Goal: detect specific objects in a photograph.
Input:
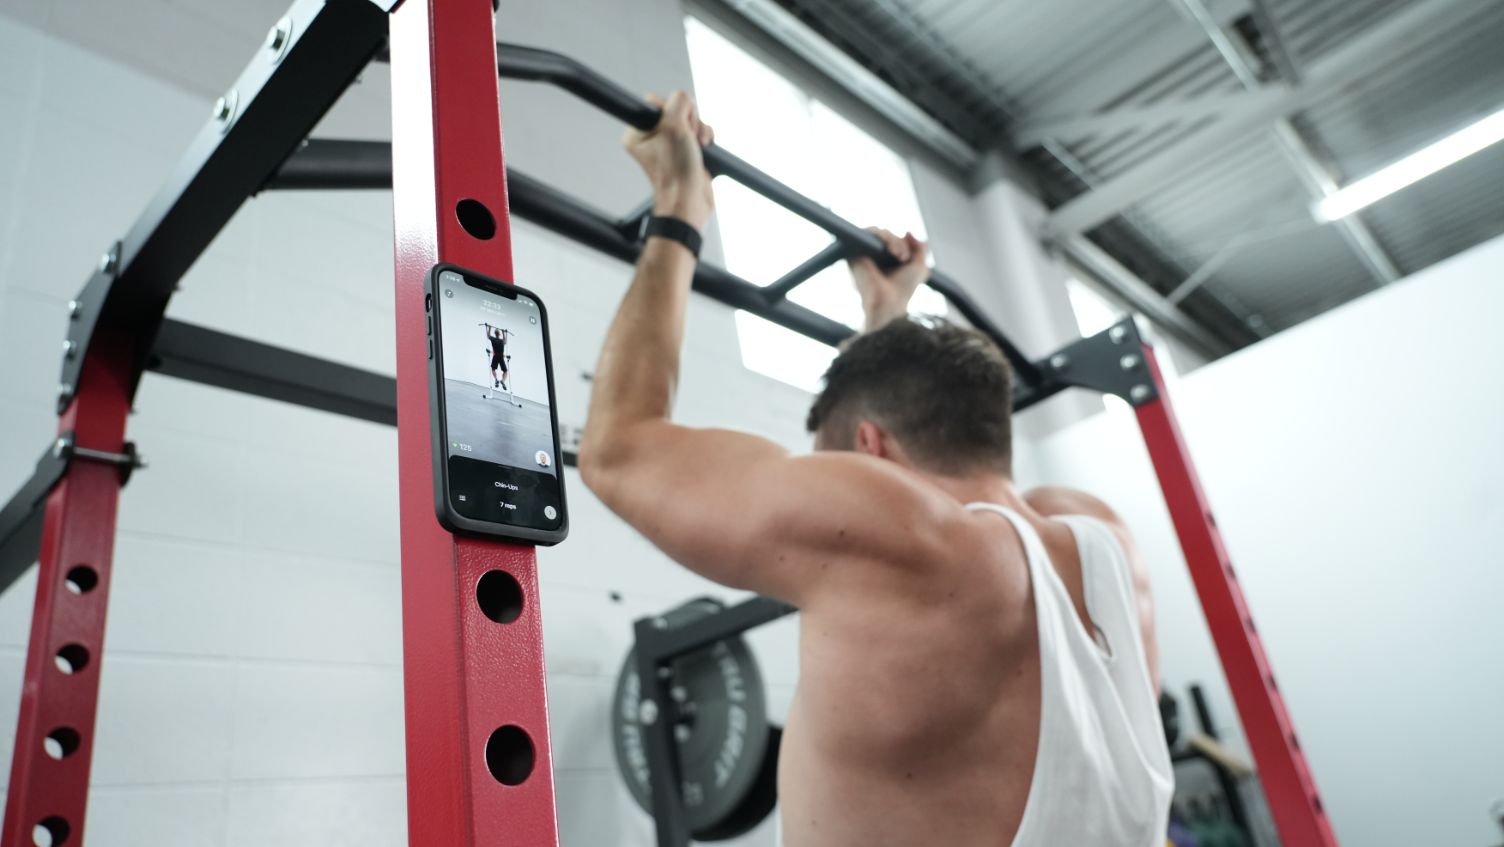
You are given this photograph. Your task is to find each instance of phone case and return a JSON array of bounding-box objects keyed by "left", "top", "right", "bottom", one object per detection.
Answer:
[{"left": 425, "top": 263, "right": 569, "bottom": 546}]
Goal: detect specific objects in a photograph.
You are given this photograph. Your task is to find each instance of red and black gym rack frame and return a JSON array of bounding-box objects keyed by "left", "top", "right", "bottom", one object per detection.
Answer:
[{"left": 0, "top": 1, "right": 1337, "bottom": 845}]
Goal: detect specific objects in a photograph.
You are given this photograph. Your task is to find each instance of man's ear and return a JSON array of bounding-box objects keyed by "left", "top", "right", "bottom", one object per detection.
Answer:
[{"left": 854, "top": 420, "right": 888, "bottom": 459}]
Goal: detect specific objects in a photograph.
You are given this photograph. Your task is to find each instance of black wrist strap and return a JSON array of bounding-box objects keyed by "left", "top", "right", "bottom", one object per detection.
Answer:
[{"left": 642, "top": 215, "right": 703, "bottom": 258}]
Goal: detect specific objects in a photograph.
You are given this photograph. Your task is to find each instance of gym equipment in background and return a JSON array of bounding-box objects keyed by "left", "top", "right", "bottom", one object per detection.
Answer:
[{"left": 611, "top": 598, "right": 781, "bottom": 840}]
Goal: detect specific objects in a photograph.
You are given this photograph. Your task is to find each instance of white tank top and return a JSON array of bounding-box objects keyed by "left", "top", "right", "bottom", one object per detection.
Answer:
[{"left": 965, "top": 503, "right": 1175, "bottom": 847}]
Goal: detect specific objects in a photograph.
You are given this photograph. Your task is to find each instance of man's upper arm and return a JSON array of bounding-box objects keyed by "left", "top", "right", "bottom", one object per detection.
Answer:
[
  {"left": 580, "top": 422, "right": 951, "bottom": 604},
  {"left": 1025, "top": 486, "right": 1160, "bottom": 691}
]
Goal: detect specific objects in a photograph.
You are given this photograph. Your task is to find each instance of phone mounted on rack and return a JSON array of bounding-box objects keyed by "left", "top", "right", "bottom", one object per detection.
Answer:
[{"left": 425, "top": 263, "right": 567, "bottom": 545}]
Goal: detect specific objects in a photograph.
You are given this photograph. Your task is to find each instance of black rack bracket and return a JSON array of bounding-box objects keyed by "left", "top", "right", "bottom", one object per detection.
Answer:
[
  {"left": 57, "top": 241, "right": 121, "bottom": 413},
  {"left": 0, "top": 446, "right": 70, "bottom": 593},
  {"left": 1036, "top": 318, "right": 1161, "bottom": 407},
  {"left": 52, "top": 433, "right": 146, "bottom": 487}
]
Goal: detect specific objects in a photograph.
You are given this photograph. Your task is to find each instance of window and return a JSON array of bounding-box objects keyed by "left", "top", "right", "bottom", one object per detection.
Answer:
[
  {"left": 684, "top": 17, "right": 946, "bottom": 392},
  {"left": 1065, "top": 277, "right": 1123, "bottom": 338}
]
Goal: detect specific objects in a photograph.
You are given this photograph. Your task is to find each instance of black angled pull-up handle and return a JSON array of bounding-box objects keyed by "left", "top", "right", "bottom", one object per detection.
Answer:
[
  {"left": 491, "top": 43, "right": 1042, "bottom": 387},
  {"left": 494, "top": 44, "right": 663, "bottom": 130}
]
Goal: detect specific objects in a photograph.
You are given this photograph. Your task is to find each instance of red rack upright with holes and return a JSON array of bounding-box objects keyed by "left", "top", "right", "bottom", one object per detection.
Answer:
[
  {"left": 388, "top": 1, "right": 560, "bottom": 845},
  {"left": 1135, "top": 347, "right": 1338, "bottom": 846},
  {"left": 0, "top": 333, "right": 133, "bottom": 847}
]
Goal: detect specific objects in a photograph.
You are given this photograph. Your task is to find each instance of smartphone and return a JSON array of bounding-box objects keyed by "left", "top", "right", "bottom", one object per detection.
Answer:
[{"left": 426, "top": 263, "right": 567, "bottom": 545}]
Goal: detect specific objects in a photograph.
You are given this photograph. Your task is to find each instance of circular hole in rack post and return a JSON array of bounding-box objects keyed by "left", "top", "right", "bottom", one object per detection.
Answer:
[
  {"left": 476, "top": 570, "right": 524, "bottom": 624},
  {"left": 64, "top": 565, "right": 98, "bottom": 595},
  {"left": 32, "top": 816, "right": 71, "bottom": 846},
  {"left": 54, "top": 644, "right": 89, "bottom": 675},
  {"left": 43, "top": 727, "right": 81, "bottom": 760},
  {"left": 485, "top": 725, "right": 535, "bottom": 786},
  {"left": 455, "top": 198, "right": 497, "bottom": 240}
]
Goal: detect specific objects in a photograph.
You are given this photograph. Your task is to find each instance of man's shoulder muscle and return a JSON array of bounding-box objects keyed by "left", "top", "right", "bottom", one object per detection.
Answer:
[{"left": 774, "top": 453, "right": 963, "bottom": 562}]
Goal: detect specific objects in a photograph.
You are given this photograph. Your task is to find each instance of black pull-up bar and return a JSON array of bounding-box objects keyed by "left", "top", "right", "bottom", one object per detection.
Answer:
[
  {"left": 370, "top": 43, "right": 1043, "bottom": 387},
  {"left": 491, "top": 44, "right": 1041, "bottom": 386}
]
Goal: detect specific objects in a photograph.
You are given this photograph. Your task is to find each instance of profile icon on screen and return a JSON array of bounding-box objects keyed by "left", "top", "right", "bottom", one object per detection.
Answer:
[{"left": 535, "top": 450, "right": 552, "bottom": 468}]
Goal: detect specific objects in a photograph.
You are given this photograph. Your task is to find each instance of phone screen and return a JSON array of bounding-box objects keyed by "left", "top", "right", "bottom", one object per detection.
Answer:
[{"left": 434, "top": 268, "right": 563, "bottom": 533}]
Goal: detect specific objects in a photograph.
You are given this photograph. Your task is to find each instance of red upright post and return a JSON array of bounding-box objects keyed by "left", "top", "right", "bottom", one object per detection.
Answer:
[
  {"left": 2, "top": 330, "right": 133, "bottom": 847},
  {"left": 1134, "top": 347, "right": 1338, "bottom": 846},
  {"left": 389, "top": 2, "right": 560, "bottom": 845}
]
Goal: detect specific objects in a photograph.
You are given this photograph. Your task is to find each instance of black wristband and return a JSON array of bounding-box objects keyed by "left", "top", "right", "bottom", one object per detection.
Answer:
[{"left": 642, "top": 215, "right": 703, "bottom": 258}]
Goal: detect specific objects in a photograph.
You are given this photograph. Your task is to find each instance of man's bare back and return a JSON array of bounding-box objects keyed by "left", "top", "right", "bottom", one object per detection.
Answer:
[{"left": 775, "top": 489, "right": 1155, "bottom": 847}]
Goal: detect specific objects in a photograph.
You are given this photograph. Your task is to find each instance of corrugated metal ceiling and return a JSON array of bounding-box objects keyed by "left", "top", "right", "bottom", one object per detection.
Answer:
[{"left": 772, "top": 0, "right": 1504, "bottom": 347}]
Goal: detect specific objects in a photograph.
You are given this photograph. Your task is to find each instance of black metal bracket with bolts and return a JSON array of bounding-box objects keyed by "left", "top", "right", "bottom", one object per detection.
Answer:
[
  {"left": 50, "top": 433, "right": 147, "bottom": 487},
  {"left": 56, "top": 241, "right": 122, "bottom": 414},
  {"left": 1034, "top": 317, "right": 1161, "bottom": 407}
]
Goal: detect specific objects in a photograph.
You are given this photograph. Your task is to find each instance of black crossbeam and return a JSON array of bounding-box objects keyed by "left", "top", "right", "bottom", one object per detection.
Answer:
[
  {"left": 267, "top": 141, "right": 855, "bottom": 347},
  {"left": 151, "top": 320, "right": 398, "bottom": 426},
  {"left": 0, "top": 319, "right": 584, "bottom": 596},
  {"left": 0, "top": 447, "right": 68, "bottom": 598},
  {"left": 637, "top": 595, "right": 796, "bottom": 661}
]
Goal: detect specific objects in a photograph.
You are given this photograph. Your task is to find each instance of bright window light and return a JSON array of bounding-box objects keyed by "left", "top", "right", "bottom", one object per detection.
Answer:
[
  {"left": 732, "top": 312, "right": 838, "bottom": 393},
  {"left": 685, "top": 16, "right": 945, "bottom": 392},
  {"left": 1313, "top": 105, "right": 1504, "bottom": 222},
  {"left": 1065, "top": 277, "right": 1123, "bottom": 338}
]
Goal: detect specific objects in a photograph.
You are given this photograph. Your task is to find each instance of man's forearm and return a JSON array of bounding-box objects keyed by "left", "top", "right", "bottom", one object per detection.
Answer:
[{"left": 583, "top": 238, "right": 697, "bottom": 454}]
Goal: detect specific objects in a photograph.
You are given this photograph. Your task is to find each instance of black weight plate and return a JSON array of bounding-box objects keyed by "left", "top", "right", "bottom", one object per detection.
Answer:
[
  {"left": 612, "top": 598, "right": 773, "bottom": 839},
  {"left": 696, "top": 725, "right": 781, "bottom": 841}
]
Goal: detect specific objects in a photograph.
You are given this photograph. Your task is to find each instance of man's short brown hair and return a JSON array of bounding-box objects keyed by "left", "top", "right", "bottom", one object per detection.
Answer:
[{"left": 806, "top": 317, "right": 1013, "bottom": 475}]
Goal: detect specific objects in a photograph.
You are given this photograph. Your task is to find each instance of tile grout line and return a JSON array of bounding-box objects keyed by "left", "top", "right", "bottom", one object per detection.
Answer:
[{"left": 218, "top": 543, "right": 247, "bottom": 847}]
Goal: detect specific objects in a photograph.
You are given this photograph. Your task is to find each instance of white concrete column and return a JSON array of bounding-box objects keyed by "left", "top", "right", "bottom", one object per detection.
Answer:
[{"left": 912, "top": 159, "right": 1102, "bottom": 439}]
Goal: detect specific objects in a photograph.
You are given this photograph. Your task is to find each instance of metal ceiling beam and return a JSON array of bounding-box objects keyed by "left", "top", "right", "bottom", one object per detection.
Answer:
[
  {"left": 1017, "top": 1, "right": 1236, "bottom": 125},
  {"left": 692, "top": 0, "right": 978, "bottom": 169},
  {"left": 1041, "top": 140, "right": 1256, "bottom": 350},
  {"left": 1045, "top": 0, "right": 1477, "bottom": 239},
  {"left": 1013, "top": 92, "right": 1255, "bottom": 148},
  {"left": 777, "top": 0, "right": 1010, "bottom": 142},
  {"left": 709, "top": 0, "right": 1242, "bottom": 353},
  {"left": 1055, "top": 234, "right": 1231, "bottom": 360},
  {"left": 1247, "top": 0, "right": 1302, "bottom": 85},
  {"left": 1269, "top": 122, "right": 1399, "bottom": 285},
  {"left": 1171, "top": 0, "right": 1400, "bottom": 287}
]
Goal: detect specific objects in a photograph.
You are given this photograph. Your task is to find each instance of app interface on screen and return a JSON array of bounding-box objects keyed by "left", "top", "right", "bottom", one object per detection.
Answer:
[{"left": 437, "top": 270, "right": 562, "bottom": 529}]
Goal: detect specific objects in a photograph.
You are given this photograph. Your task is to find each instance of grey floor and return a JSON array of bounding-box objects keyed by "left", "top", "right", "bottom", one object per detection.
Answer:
[{"left": 444, "top": 378, "right": 557, "bottom": 475}]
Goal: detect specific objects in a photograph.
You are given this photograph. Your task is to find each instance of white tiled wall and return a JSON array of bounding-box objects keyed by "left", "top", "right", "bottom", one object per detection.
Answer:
[{"left": 0, "top": 2, "right": 990, "bottom": 844}]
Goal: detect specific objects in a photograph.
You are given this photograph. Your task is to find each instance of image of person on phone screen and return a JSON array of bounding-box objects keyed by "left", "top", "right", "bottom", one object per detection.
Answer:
[
  {"left": 438, "top": 286, "right": 554, "bottom": 477},
  {"left": 483, "top": 323, "right": 513, "bottom": 391}
]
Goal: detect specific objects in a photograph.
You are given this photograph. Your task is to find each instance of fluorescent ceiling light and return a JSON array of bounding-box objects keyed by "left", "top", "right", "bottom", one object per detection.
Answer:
[{"left": 1313, "top": 105, "right": 1504, "bottom": 222}]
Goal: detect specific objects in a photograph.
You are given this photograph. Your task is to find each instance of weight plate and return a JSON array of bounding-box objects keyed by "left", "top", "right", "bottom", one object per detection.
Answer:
[
  {"left": 696, "top": 725, "right": 781, "bottom": 841},
  {"left": 612, "top": 597, "right": 774, "bottom": 840}
]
